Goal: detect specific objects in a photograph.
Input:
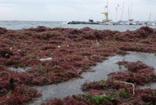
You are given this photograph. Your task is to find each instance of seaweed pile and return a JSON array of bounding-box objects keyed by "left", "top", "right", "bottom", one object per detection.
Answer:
[
  {"left": 0, "top": 26, "right": 156, "bottom": 104},
  {"left": 44, "top": 61, "right": 156, "bottom": 105}
]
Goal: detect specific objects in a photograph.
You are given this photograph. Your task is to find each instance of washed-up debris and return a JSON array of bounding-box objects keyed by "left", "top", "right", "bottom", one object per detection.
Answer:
[
  {"left": 39, "top": 57, "right": 52, "bottom": 62},
  {"left": 8, "top": 67, "right": 31, "bottom": 72}
]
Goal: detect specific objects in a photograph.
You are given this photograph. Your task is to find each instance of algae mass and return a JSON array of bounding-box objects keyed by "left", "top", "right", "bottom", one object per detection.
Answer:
[{"left": 0, "top": 26, "right": 156, "bottom": 105}]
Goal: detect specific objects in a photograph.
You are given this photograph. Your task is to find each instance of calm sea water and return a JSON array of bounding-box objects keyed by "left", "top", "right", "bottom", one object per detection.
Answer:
[{"left": 0, "top": 21, "right": 156, "bottom": 32}]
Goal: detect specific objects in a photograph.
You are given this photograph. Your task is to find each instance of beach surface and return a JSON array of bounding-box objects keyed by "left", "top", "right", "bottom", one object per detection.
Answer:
[{"left": 0, "top": 26, "right": 156, "bottom": 105}]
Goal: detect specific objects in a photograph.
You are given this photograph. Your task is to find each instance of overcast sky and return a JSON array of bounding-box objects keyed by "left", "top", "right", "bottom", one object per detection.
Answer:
[{"left": 0, "top": 0, "right": 155, "bottom": 21}]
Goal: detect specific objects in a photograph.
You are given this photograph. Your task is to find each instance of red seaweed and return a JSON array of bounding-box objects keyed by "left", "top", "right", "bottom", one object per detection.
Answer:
[
  {"left": 0, "top": 26, "right": 156, "bottom": 104},
  {"left": 44, "top": 61, "right": 156, "bottom": 105}
]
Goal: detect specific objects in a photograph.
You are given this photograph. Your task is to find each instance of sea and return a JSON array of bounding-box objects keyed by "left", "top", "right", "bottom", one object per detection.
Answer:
[{"left": 0, "top": 21, "right": 156, "bottom": 32}]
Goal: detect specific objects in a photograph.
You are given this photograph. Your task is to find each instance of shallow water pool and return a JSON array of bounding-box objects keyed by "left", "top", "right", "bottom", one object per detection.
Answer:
[{"left": 28, "top": 51, "right": 156, "bottom": 105}]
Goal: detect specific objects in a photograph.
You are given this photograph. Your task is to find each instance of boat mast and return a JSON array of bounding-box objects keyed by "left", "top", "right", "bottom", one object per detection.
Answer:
[
  {"left": 148, "top": 12, "right": 151, "bottom": 21},
  {"left": 120, "top": 2, "right": 125, "bottom": 21},
  {"left": 128, "top": 6, "right": 130, "bottom": 20},
  {"left": 154, "top": 15, "right": 156, "bottom": 21}
]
